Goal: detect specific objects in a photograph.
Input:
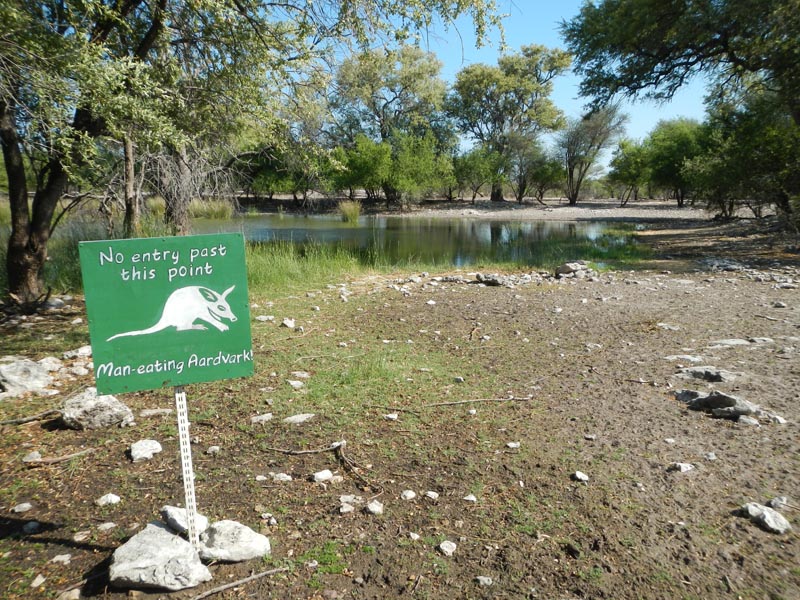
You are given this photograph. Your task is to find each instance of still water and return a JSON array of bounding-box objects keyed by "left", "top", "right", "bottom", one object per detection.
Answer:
[{"left": 193, "top": 213, "right": 610, "bottom": 266}]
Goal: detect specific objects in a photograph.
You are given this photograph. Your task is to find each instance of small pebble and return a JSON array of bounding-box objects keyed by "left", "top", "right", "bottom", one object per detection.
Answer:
[
  {"left": 206, "top": 446, "right": 221, "bottom": 455},
  {"left": 95, "top": 493, "right": 121, "bottom": 506},
  {"left": 366, "top": 500, "right": 384, "bottom": 515},
  {"left": 401, "top": 490, "right": 417, "bottom": 501},
  {"left": 506, "top": 442, "right": 520, "bottom": 449},
  {"left": 12, "top": 503, "right": 33, "bottom": 513},
  {"left": 463, "top": 494, "right": 477, "bottom": 502},
  {"left": 438, "top": 540, "right": 457, "bottom": 556},
  {"left": 475, "top": 576, "right": 493, "bottom": 586},
  {"left": 572, "top": 471, "right": 589, "bottom": 483},
  {"left": 424, "top": 491, "right": 440, "bottom": 500},
  {"left": 313, "top": 469, "right": 334, "bottom": 483}
]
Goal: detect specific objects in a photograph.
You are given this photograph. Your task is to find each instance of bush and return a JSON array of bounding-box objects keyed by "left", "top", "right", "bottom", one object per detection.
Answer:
[{"left": 337, "top": 200, "right": 362, "bottom": 223}]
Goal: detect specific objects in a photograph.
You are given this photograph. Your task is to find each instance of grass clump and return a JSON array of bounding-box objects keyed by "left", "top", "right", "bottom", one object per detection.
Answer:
[{"left": 337, "top": 199, "right": 362, "bottom": 224}]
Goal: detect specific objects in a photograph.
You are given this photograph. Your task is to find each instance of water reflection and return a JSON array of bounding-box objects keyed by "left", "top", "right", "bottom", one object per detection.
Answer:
[{"left": 193, "top": 214, "right": 610, "bottom": 266}]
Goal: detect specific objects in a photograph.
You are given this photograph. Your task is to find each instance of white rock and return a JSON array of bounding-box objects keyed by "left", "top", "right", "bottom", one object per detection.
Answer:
[
  {"left": 51, "top": 554, "right": 72, "bottom": 565},
  {"left": 255, "top": 475, "right": 268, "bottom": 482},
  {"left": 130, "top": 439, "right": 162, "bottom": 462},
  {"left": 271, "top": 472, "right": 293, "bottom": 482},
  {"left": 383, "top": 413, "right": 399, "bottom": 421},
  {"left": 739, "top": 502, "right": 792, "bottom": 534},
  {"left": 57, "top": 590, "right": 81, "bottom": 600},
  {"left": 668, "top": 463, "right": 695, "bottom": 473},
  {"left": 199, "top": 520, "right": 271, "bottom": 562},
  {"left": 96, "top": 493, "right": 121, "bottom": 506},
  {"left": 401, "top": 490, "right": 417, "bottom": 501},
  {"left": 255, "top": 315, "right": 274, "bottom": 322},
  {"left": 207, "top": 446, "right": 221, "bottom": 455},
  {"left": 463, "top": 494, "right": 477, "bottom": 502},
  {"left": 72, "top": 530, "right": 91, "bottom": 542},
  {"left": 424, "top": 491, "right": 440, "bottom": 500},
  {"left": 366, "top": 500, "right": 384, "bottom": 515},
  {"left": 161, "top": 505, "right": 210, "bottom": 535},
  {"left": 768, "top": 496, "right": 788, "bottom": 510},
  {"left": 22, "top": 451, "right": 42, "bottom": 463},
  {"left": 290, "top": 371, "right": 311, "bottom": 379},
  {"left": 0, "top": 356, "right": 54, "bottom": 398},
  {"left": 12, "top": 502, "right": 33, "bottom": 513},
  {"left": 61, "top": 387, "right": 134, "bottom": 430},
  {"left": 313, "top": 469, "right": 334, "bottom": 483},
  {"left": 475, "top": 576, "right": 493, "bottom": 586},
  {"left": 426, "top": 300, "right": 436, "bottom": 305},
  {"left": 140, "top": 408, "right": 173, "bottom": 418},
  {"left": 506, "top": 442, "right": 521, "bottom": 449},
  {"left": 340, "top": 503, "right": 355, "bottom": 514},
  {"left": 30, "top": 574, "right": 46, "bottom": 588},
  {"left": 283, "top": 413, "right": 315, "bottom": 424},
  {"left": 109, "top": 523, "right": 211, "bottom": 591},
  {"left": 63, "top": 345, "right": 92, "bottom": 359},
  {"left": 438, "top": 540, "right": 457, "bottom": 557},
  {"left": 467, "top": 409, "right": 477, "bottom": 415},
  {"left": 97, "top": 522, "right": 117, "bottom": 532},
  {"left": 572, "top": 471, "right": 590, "bottom": 482},
  {"left": 250, "top": 413, "right": 273, "bottom": 424},
  {"left": 738, "top": 415, "right": 760, "bottom": 426},
  {"left": 656, "top": 322, "right": 680, "bottom": 331},
  {"left": 281, "top": 318, "right": 296, "bottom": 328},
  {"left": 339, "top": 495, "right": 363, "bottom": 505},
  {"left": 287, "top": 380, "right": 305, "bottom": 390},
  {"left": 409, "top": 532, "right": 420, "bottom": 541}
]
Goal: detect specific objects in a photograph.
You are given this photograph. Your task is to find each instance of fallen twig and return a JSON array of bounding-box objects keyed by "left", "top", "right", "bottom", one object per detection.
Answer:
[
  {"left": 26, "top": 448, "right": 95, "bottom": 467},
  {"left": 423, "top": 395, "right": 533, "bottom": 408},
  {"left": 264, "top": 441, "right": 377, "bottom": 492},
  {"left": 264, "top": 440, "right": 347, "bottom": 456},
  {"left": 623, "top": 378, "right": 659, "bottom": 386},
  {"left": 366, "top": 405, "right": 420, "bottom": 415},
  {"left": 0, "top": 409, "right": 61, "bottom": 426},
  {"left": 191, "top": 567, "right": 290, "bottom": 600},
  {"left": 754, "top": 314, "right": 779, "bottom": 322}
]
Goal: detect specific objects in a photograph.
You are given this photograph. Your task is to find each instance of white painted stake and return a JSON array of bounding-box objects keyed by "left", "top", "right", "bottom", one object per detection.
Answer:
[{"left": 174, "top": 386, "right": 199, "bottom": 546}]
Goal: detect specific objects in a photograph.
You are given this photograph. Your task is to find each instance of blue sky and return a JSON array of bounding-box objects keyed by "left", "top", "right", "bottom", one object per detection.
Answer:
[{"left": 423, "top": 0, "right": 709, "bottom": 143}]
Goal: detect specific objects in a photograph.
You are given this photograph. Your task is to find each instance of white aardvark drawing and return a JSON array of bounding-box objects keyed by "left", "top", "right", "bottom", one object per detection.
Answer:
[{"left": 107, "top": 285, "right": 238, "bottom": 341}]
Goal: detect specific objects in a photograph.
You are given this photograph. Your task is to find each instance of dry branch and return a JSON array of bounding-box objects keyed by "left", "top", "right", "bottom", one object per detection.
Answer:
[
  {"left": 25, "top": 448, "right": 95, "bottom": 467},
  {"left": 423, "top": 395, "right": 533, "bottom": 408},
  {"left": 191, "top": 567, "right": 290, "bottom": 600},
  {"left": 0, "top": 409, "right": 61, "bottom": 426}
]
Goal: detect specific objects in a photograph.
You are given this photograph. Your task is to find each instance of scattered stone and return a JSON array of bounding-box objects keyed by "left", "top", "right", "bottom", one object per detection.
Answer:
[
  {"left": 0, "top": 356, "right": 55, "bottom": 398},
  {"left": 424, "top": 491, "right": 440, "bottom": 500},
  {"left": 475, "top": 576, "right": 493, "bottom": 586},
  {"left": 772, "top": 301, "right": 787, "bottom": 308},
  {"left": 409, "top": 532, "right": 421, "bottom": 541},
  {"left": 365, "top": 500, "right": 384, "bottom": 516},
  {"left": 130, "top": 439, "right": 162, "bottom": 462},
  {"left": 738, "top": 415, "right": 761, "bottom": 426},
  {"left": 438, "top": 540, "right": 457, "bottom": 557},
  {"left": 675, "top": 390, "right": 760, "bottom": 419},
  {"left": 583, "top": 434, "right": 597, "bottom": 441},
  {"left": 250, "top": 413, "right": 273, "bottom": 424},
  {"left": 664, "top": 438, "right": 676, "bottom": 444},
  {"left": 280, "top": 318, "right": 296, "bottom": 328},
  {"left": 140, "top": 408, "right": 173, "bottom": 418},
  {"left": 703, "top": 452, "right": 717, "bottom": 461},
  {"left": 454, "top": 376, "right": 465, "bottom": 383},
  {"left": 255, "top": 475, "right": 268, "bottom": 482},
  {"left": 668, "top": 463, "right": 695, "bottom": 473},
  {"left": 759, "top": 410, "right": 788, "bottom": 424},
  {"left": 463, "top": 494, "right": 477, "bottom": 502},
  {"left": 12, "top": 502, "right": 32, "bottom": 513},
  {"left": 467, "top": 409, "right": 477, "bottom": 416},
  {"left": 572, "top": 471, "right": 590, "bottom": 483},
  {"left": 270, "top": 472, "right": 293, "bottom": 482},
  {"left": 656, "top": 322, "right": 680, "bottom": 331},
  {"left": 61, "top": 387, "right": 134, "bottom": 430},
  {"left": 401, "top": 490, "right": 417, "bottom": 501},
  {"left": 51, "top": 554, "right": 72, "bottom": 565},
  {"left": 768, "top": 496, "right": 789, "bottom": 510},
  {"left": 109, "top": 523, "right": 211, "bottom": 591},
  {"left": 97, "top": 522, "right": 117, "bottom": 532},
  {"left": 38, "top": 356, "right": 63, "bottom": 372},
  {"left": 30, "top": 574, "right": 46, "bottom": 588},
  {"left": 255, "top": 315, "right": 275, "bottom": 322},
  {"left": 383, "top": 413, "right": 399, "bottom": 421},
  {"left": 22, "top": 450, "right": 42, "bottom": 462},
  {"left": 665, "top": 354, "right": 704, "bottom": 363},
  {"left": 72, "top": 530, "right": 91, "bottom": 542},
  {"left": 23, "top": 521, "right": 40, "bottom": 534},
  {"left": 283, "top": 413, "right": 315, "bottom": 424},
  {"left": 677, "top": 366, "right": 739, "bottom": 383},
  {"left": 426, "top": 300, "right": 436, "bottom": 305},
  {"left": 339, "top": 503, "right": 355, "bottom": 514},
  {"left": 161, "top": 505, "right": 210, "bottom": 535},
  {"left": 206, "top": 446, "right": 221, "bottom": 455},
  {"left": 96, "top": 493, "right": 121, "bottom": 506},
  {"left": 738, "top": 503, "right": 792, "bottom": 534},
  {"left": 506, "top": 442, "right": 521, "bottom": 449},
  {"left": 287, "top": 380, "right": 305, "bottom": 390},
  {"left": 707, "top": 338, "right": 751, "bottom": 348},
  {"left": 199, "top": 520, "right": 271, "bottom": 562},
  {"left": 313, "top": 469, "right": 334, "bottom": 483},
  {"left": 63, "top": 345, "right": 92, "bottom": 359}
]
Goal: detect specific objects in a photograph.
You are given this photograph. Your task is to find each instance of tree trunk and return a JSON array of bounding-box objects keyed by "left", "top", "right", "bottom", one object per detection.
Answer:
[
  {"left": 490, "top": 181, "right": 504, "bottom": 202},
  {"left": 122, "top": 134, "right": 141, "bottom": 238}
]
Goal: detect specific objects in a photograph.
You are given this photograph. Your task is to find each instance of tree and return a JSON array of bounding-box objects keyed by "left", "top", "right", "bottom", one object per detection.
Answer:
[
  {"left": 684, "top": 92, "right": 800, "bottom": 218},
  {"left": 1, "top": 1, "right": 501, "bottom": 306},
  {"left": 562, "top": 0, "right": 800, "bottom": 126},
  {"left": 447, "top": 45, "right": 570, "bottom": 201},
  {"left": 505, "top": 134, "right": 561, "bottom": 204},
  {"left": 644, "top": 119, "right": 703, "bottom": 206},
  {"left": 452, "top": 146, "right": 501, "bottom": 203},
  {"left": 557, "top": 105, "right": 627, "bottom": 205},
  {"left": 608, "top": 139, "right": 649, "bottom": 206}
]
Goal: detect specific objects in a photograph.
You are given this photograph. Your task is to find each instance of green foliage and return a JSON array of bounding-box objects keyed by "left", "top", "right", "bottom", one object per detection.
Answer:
[
  {"left": 453, "top": 145, "right": 502, "bottom": 201},
  {"left": 335, "top": 135, "right": 392, "bottom": 199},
  {"left": 562, "top": 0, "right": 800, "bottom": 126},
  {"left": 386, "top": 131, "right": 453, "bottom": 205},
  {"left": 608, "top": 139, "right": 650, "bottom": 204},
  {"left": 506, "top": 133, "right": 564, "bottom": 203},
  {"left": 644, "top": 118, "right": 703, "bottom": 206}
]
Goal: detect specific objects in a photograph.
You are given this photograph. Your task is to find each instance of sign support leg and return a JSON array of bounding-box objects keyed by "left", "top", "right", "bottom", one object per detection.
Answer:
[{"left": 174, "top": 386, "right": 199, "bottom": 546}]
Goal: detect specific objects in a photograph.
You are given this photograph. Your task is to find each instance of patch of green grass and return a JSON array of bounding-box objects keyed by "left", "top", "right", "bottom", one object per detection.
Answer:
[
  {"left": 337, "top": 200, "right": 362, "bottom": 223},
  {"left": 189, "top": 198, "right": 235, "bottom": 219},
  {"left": 578, "top": 566, "right": 605, "bottom": 582}
]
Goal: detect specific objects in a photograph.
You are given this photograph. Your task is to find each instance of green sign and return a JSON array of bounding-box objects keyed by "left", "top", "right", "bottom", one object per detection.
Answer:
[{"left": 79, "top": 233, "right": 253, "bottom": 394}]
